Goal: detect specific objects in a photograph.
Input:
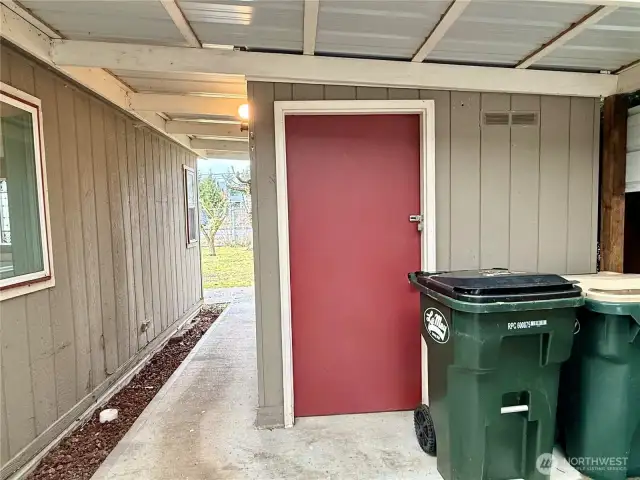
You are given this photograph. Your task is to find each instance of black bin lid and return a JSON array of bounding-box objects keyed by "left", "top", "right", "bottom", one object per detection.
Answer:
[{"left": 416, "top": 269, "right": 582, "bottom": 303}]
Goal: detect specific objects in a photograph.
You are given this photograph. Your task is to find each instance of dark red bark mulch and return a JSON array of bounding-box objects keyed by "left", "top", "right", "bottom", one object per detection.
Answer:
[{"left": 28, "top": 304, "right": 227, "bottom": 480}]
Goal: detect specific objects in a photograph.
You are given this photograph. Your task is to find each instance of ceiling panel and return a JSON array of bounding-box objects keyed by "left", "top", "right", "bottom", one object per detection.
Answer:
[
  {"left": 427, "top": 1, "right": 594, "bottom": 66},
  {"left": 315, "top": 0, "right": 450, "bottom": 59},
  {"left": 534, "top": 7, "right": 640, "bottom": 72},
  {"left": 167, "top": 113, "right": 240, "bottom": 123},
  {"left": 111, "top": 70, "right": 247, "bottom": 96},
  {"left": 180, "top": 0, "right": 303, "bottom": 51},
  {"left": 20, "top": 0, "right": 187, "bottom": 46}
]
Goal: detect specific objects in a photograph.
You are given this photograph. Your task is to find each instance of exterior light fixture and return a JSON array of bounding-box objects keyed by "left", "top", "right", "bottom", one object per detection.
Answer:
[{"left": 238, "top": 103, "right": 250, "bottom": 120}]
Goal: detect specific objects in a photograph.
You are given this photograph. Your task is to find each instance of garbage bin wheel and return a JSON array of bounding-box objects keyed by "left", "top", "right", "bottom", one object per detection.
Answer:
[{"left": 414, "top": 404, "right": 437, "bottom": 456}]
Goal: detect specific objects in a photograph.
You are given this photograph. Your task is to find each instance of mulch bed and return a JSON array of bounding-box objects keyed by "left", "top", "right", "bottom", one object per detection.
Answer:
[{"left": 28, "top": 304, "right": 227, "bottom": 480}]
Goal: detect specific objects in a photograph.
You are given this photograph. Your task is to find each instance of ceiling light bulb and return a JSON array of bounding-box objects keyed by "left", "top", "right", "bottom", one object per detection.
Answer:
[{"left": 238, "top": 103, "right": 250, "bottom": 120}]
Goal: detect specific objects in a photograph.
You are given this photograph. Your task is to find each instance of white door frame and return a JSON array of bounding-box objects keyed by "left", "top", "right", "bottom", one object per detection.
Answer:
[{"left": 273, "top": 100, "right": 437, "bottom": 428}]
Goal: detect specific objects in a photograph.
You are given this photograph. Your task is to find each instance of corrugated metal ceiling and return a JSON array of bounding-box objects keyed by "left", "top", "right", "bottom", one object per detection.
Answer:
[
  {"left": 315, "top": 0, "right": 450, "bottom": 59},
  {"left": 427, "top": 1, "right": 594, "bottom": 66},
  {"left": 20, "top": 0, "right": 187, "bottom": 46},
  {"left": 179, "top": 0, "right": 304, "bottom": 51},
  {"left": 15, "top": 0, "right": 640, "bottom": 74},
  {"left": 535, "top": 7, "right": 640, "bottom": 71}
]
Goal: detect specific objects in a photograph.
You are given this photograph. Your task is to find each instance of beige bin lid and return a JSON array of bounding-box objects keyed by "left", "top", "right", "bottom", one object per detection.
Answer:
[{"left": 563, "top": 272, "right": 640, "bottom": 303}]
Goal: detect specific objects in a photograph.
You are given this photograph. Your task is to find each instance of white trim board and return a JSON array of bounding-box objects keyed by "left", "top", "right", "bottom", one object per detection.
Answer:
[
  {"left": 618, "top": 62, "right": 640, "bottom": 94},
  {"left": 273, "top": 100, "right": 437, "bottom": 428},
  {"left": 51, "top": 40, "right": 618, "bottom": 98},
  {"left": 412, "top": 0, "right": 472, "bottom": 63},
  {"left": 0, "top": 82, "right": 55, "bottom": 301}
]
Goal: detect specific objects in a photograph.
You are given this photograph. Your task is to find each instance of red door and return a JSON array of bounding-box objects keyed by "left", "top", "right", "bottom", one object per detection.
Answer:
[{"left": 287, "top": 114, "right": 422, "bottom": 417}]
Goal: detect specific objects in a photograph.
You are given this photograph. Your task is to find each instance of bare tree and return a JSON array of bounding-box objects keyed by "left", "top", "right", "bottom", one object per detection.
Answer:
[
  {"left": 198, "top": 174, "right": 228, "bottom": 256},
  {"left": 224, "top": 167, "right": 252, "bottom": 247}
]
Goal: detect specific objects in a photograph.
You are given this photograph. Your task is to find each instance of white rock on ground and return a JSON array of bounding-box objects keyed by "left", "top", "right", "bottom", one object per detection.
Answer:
[{"left": 99, "top": 409, "right": 118, "bottom": 424}]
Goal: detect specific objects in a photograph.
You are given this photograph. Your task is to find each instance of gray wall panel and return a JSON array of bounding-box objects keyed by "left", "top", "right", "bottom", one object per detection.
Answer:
[
  {"left": 0, "top": 44, "right": 202, "bottom": 471},
  {"left": 25, "top": 291, "right": 57, "bottom": 435},
  {"left": 567, "top": 97, "right": 597, "bottom": 274},
  {"left": 252, "top": 82, "right": 284, "bottom": 413},
  {"left": 509, "top": 95, "right": 541, "bottom": 272},
  {"left": 538, "top": 96, "right": 570, "bottom": 274},
  {"left": 324, "top": 85, "right": 356, "bottom": 100},
  {"left": 90, "top": 100, "right": 118, "bottom": 376},
  {"left": 249, "top": 82, "right": 600, "bottom": 428},
  {"left": 76, "top": 92, "right": 106, "bottom": 389},
  {"left": 480, "top": 93, "right": 511, "bottom": 269},
  {"left": 450, "top": 91, "right": 481, "bottom": 270}
]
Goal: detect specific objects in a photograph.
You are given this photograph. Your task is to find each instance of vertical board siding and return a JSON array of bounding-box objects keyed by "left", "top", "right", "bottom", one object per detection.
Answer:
[
  {"left": 177, "top": 149, "right": 187, "bottom": 314},
  {"left": 323, "top": 85, "right": 356, "bottom": 100},
  {"left": 6, "top": 50, "right": 58, "bottom": 438},
  {"left": 509, "top": 95, "right": 541, "bottom": 272},
  {"left": 121, "top": 119, "right": 141, "bottom": 357},
  {"left": 136, "top": 129, "right": 154, "bottom": 342},
  {"left": 104, "top": 111, "right": 130, "bottom": 367},
  {"left": 355, "top": 87, "right": 388, "bottom": 100},
  {"left": 75, "top": 92, "right": 106, "bottom": 389},
  {"left": 89, "top": 100, "right": 118, "bottom": 376},
  {"left": 480, "top": 93, "right": 511, "bottom": 269},
  {"left": 25, "top": 292, "right": 57, "bottom": 435},
  {"left": 170, "top": 145, "right": 183, "bottom": 317},
  {"left": 56, "top": 80, "right": 93, "bottom": 400},
  {"left": 450, "top": 91, "right": 481, "bottom": 269},
  {"left": 538, "top": 96, "right": 571, "bottom": 274},
  {"left": 1, "top": 389, "right": 9, "bottom": 465},
  {"left": 248, "top": 82, "right": 600, "bottom": 427},
  {"left": 1, "top": 45, "right": 201, "bottom": 468},
  {"left": 248, "top": 83, "right": 264, "bottom": 407},
  {"left": 34, "top": 70, "right": 77, "bottom": 418},
  {"left": 1, "top": 297, "right": 36, "bottom": 455},
  {"left": 164, "top": 142, "right": 177, "bottom": 327},
  {"left": 567, "top": 97, "right": 597, "bottom": 274},
  {"left": 253, "top": 82, "right": 283, "bottom": 409},
  {"left": 127, "top": 121, "right": 147, "bottom": 347},
  {"left": 155, "top": 138, "right": 168, "bottom": 331},
  {"left": 144, "top": 132, "right": 162, "bottom": 339}
]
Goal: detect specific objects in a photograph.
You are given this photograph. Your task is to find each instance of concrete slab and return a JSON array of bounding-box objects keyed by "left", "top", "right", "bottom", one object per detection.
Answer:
[
  {"left": 92, "top": 289, "right": 583, "bottom": 480},
  {"left": 204, "top": 286, "right": 253, "bottom": 305}
]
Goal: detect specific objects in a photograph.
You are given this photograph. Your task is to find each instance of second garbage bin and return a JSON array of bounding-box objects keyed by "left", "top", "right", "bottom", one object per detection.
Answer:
[
  {"left": 409, "top": 269, "right": 583, "bottom": 480},
  {"left": 557, "top": 273, "right": 640, "bottom": 480}
]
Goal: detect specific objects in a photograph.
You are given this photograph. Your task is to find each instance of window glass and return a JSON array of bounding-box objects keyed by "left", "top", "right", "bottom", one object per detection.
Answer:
[
  {"left": 185, "top": 166, "right": 198, "bottom": 244},
  {"left": 0, "top": 98, "right": 45, "bottom": 281}
]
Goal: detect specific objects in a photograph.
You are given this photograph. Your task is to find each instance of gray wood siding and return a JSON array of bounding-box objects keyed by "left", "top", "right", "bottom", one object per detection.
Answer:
[
  {"left": 248, "top": 82, "right": 600, "bottom": 426},
  {"left": 0, "top": 44, "right": 202, "bottom": 467}
]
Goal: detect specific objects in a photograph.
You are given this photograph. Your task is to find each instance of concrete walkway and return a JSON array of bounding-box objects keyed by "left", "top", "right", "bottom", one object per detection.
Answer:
[
  {"left": 203, "top": 286, "right": 253, "bottom": 305},
  {"left": 93, "top": 289, "right": 581, "bottom": 480}
]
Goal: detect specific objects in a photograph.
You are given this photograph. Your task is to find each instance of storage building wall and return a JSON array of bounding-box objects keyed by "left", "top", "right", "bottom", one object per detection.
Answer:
[
  {"left": 248, "top": 82, "right": 600, "bottom": 427},
  {"left": 0, "top": 43, "right": 203, "bottom": 476}
]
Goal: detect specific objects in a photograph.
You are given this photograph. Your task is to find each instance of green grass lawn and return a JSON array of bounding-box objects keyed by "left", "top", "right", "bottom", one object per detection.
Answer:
[{"left": 201, "top": 246, "right": 254, "bottom": 289}]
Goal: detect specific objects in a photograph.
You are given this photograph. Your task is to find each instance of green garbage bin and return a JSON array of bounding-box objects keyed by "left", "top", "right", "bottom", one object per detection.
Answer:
[
  {"left": 558, "top": 273, "right": 640, "bottom": 480},
  {"left": 409, "top": 269, "right": 583, "bottom": 480}
]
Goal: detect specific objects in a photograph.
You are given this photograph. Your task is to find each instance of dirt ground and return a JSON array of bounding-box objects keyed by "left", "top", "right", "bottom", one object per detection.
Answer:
[{"left": 27, "top": 304, "right": 226, "bottom": 480}]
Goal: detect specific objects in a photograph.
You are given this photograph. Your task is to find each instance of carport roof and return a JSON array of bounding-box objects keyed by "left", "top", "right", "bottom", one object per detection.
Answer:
[{"left": 16, "top": 0, "right": 640, "bottom": 72}]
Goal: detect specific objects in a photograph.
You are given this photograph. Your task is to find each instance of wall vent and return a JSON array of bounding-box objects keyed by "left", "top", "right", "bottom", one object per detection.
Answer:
[
  {"left": 511, "top": 112, "right": 539, "bottom": 126},
  {"left": 483, "top": 112, "right": 510, "bottom": 126}
]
